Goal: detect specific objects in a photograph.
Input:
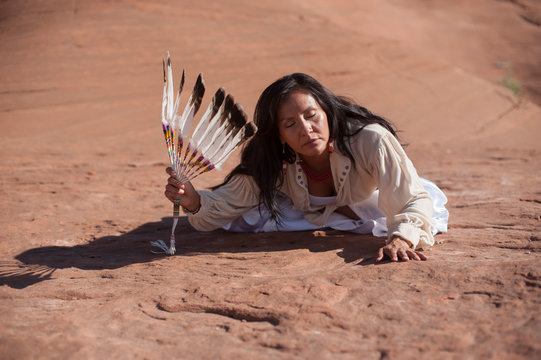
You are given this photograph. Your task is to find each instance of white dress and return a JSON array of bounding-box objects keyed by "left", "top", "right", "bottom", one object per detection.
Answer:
[{"left": 223, "top": 178, "right": 448, "bottom": 237}]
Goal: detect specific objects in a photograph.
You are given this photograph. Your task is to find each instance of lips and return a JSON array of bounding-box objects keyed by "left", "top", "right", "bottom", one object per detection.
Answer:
[{"left": 303, "top": 138, "right": 319, "bottom": 147}]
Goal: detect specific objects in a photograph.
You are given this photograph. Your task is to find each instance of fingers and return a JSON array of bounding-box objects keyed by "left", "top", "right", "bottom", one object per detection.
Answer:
[
  {"left": 165, "top": 183, "right": 184, "bottom": 194},
  {"left": 376, "top": 248, "right": 384, "bottom": 262},
  {"left": 166, "top": 175, "right": 184, "bottom": 198},
  {"left": 165, "top": 167, "right": 180, "bottom": 203},
  {"left": 165, "top": 167, "right": 175, "bottom": 176},
  {"left": 385, "top": 247, "right": 398, "bottom": 262},
  {"left": 407, "top": 249, "right": 421, "bottom": 261},
  {"left": 397, "top": 248, "right": 409, "bottom": 262},
  {"left": 404, "top": 250, "right": 428, "bottom": 261},
  {"left": 167, "top": 176, "right": 181, "bottom": 187},
  {"left": 376, "top": 246, "right": 399, "bottom": 262},
  {"left": 376, "top": 243, "right": 428, "bottom": 263},
  {"left": 164, "top": 184, "right": 185, "bottom": 202}
]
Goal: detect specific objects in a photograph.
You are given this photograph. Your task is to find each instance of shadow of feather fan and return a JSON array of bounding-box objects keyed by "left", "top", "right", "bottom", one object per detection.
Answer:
[{"left": 151, "top": 53, "right": 257, "bottom": 255}]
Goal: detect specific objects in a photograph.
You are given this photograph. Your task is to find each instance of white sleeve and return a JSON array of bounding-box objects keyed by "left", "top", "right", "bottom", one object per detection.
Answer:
[
  {"left": 368, "top": 130, "right": 435, "bottom": 249},
  {"left": 187, "top": 174, "right": 260, "bottom": 231}
]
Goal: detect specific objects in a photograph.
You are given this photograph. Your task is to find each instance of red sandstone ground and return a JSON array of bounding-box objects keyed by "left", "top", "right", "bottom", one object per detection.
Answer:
[{"left": 1, "top": 1, "right": 540, "bottom": 359}]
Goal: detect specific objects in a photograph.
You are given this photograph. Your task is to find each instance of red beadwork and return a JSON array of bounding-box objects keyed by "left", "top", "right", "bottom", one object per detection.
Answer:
[{"left": 300, "top": 161, "right": 332, "bottom": 182}]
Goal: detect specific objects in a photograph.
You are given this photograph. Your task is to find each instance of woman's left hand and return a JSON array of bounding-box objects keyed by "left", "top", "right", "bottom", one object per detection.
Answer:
[{"left": 376, "top": 236, "right": 427, "bottom": 262}]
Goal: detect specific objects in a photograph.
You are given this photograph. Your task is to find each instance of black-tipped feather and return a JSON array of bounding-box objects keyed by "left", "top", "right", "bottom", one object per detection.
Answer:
[
  {"left": 179, "top": 69, "right": 185, "bottom": 96},
  {"left": 243, "top": 122, "right": 257, "bottom": 139},
  {"left": 228, "top": 103, "right": 248, "bottom": 137},
  {"left": 162, "top": 55, "right": 257, "bottom": 172},
  {"left": 191, "top": 87, "right": 226, "bottom": 144},
  {"left": 191, "top": 73, "right": 205, "bottom": 115},
  {"left": 162, "top": 59, "right": 166, "bottom": 82},
  {"left": 219, "top": 94, "right": 235, "bottom": 126},
  {"left": 211, "top": 87, "right": 226, "bottom": 118}
]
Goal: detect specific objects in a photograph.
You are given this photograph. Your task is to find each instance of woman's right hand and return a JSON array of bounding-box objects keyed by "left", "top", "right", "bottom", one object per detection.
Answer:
[{"left": 164, "top": 167, "right": 201, "bottom": 213}]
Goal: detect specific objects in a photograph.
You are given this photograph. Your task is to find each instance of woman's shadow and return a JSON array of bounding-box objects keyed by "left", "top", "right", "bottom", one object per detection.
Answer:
[{"left": 0, "top": 217, "right": 385, "bottom": 289}]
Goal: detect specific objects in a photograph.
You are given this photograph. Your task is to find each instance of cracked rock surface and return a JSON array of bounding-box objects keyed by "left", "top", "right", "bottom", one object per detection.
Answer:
[{"left": 1, "top": 0, "right": 540, "bottom": 359}]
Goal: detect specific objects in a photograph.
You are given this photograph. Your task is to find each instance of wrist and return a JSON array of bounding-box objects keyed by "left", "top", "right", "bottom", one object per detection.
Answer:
[
  {"left": 391, "top": 235, "right": 413, "bottom": 249},
  {"left": 183, "top": 195, "right": 201, "bottom": 215}
]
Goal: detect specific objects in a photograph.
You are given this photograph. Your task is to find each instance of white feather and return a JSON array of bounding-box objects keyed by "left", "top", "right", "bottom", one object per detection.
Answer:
[
  {"left": 161, "top": 60, "right": 167, "bottom": 126},
  {"left": 191, "top": 88, "right": 225, "bottom": 148},
  {"left": 213, "top": 128, "right": 248, "bottom": 169},
  {"left": 160, "top": 54, "right": 256, "bottom": 183},
  {"left": 166, "top": 55, "right": 175, "bottom": 125},
  {"left": 192, "top": 101, "right": 225, "bottom": 151}
]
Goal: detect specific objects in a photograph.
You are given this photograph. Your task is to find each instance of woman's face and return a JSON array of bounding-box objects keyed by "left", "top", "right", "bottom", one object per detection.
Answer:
[{"left": 277, "top": 91, "right": 330, "bottom": 159}]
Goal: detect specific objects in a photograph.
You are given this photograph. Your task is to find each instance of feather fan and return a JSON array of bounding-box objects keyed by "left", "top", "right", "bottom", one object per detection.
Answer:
[{"left": 151, "top": 53, "right": 257, "bottom": 255}]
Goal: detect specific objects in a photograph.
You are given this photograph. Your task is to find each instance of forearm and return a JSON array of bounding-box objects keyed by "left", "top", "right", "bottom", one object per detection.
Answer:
[
  {"left": 187, "top": 190, "right": 257, "bottom": 231},
  {"left": 387, "top": 194, "right": 435, "bottom": 250},
  {"left": 186, "top": 174, "right": 260, "bottom": 231}
]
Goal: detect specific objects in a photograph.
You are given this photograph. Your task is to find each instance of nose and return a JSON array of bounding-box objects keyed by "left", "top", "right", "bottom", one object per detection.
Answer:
[{"left": 299, "top": 117, "right": 312, "bottom": 136}]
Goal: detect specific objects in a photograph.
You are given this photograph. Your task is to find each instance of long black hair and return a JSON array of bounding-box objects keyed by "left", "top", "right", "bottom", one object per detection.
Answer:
[{"left": 215, "top": 73, "right": 398, "bottom": 221}]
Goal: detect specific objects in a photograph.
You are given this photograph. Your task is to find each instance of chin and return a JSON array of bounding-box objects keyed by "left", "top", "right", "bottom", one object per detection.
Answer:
[{"left": 299, "top": 145, "right": 327, "bottom": 157}]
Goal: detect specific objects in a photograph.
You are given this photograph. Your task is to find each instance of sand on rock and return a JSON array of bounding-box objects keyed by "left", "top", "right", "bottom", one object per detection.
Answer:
[{"left": 1, "top": 1, "right": 540, "bottom": 359}]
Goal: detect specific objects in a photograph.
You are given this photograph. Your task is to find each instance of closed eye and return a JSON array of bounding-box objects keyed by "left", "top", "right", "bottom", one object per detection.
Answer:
[{"left": 285, "top": 121, "right": 295, "bottom": 128}]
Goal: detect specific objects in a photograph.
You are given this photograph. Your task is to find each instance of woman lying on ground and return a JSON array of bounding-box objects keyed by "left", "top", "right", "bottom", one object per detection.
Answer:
[{"left": 164, "top": 73, "right": 448, "bottom": 262}]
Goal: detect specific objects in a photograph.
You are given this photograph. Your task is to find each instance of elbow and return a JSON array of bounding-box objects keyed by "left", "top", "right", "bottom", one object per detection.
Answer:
[{"left": 187, "top": 216, "right": 221, "bottom": 232}]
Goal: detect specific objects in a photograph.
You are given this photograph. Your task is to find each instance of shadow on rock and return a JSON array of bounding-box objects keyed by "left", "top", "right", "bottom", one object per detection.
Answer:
[{"left": 1, "top": 216, "right": 385, "bottom": 289}]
